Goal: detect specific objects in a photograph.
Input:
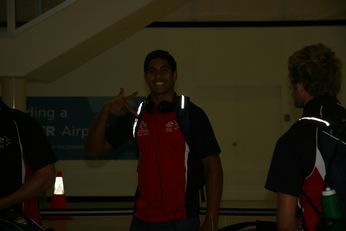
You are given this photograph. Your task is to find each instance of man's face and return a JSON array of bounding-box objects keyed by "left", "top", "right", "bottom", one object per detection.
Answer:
[{"left": 145, "top": 58, "right": 177, "bottom": 97}]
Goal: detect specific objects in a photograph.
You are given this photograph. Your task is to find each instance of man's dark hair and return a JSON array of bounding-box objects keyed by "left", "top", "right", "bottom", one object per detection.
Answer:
[
  {"left": 288, "top": 43, "right": 342, "bottom": 97},
  {"left": 144, "top": 50, "right": 177, "bottom": 74}
]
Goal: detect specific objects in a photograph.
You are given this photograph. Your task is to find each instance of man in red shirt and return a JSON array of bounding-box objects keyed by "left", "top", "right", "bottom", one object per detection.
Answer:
[{"left": 86, "top": 50, "right": 223, "bottom": 231}]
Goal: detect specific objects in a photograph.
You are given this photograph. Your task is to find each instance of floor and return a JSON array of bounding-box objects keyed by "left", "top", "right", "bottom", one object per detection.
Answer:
[{"left": 40, "top": 200, "right": 277, "bottom": 231}]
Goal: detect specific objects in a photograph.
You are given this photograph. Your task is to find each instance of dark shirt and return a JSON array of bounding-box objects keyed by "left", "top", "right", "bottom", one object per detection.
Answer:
[
  {"left": 0, "top": 100, "right": 56, "bottom": 210},
  {"left": 265, "top": 96, "right": 343, "bottom": 196}
]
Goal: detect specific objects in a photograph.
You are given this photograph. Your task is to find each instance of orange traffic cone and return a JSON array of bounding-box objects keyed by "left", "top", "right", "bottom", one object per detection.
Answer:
[{"left": 50, "top": 170, "right": 67, "bottom": 209}]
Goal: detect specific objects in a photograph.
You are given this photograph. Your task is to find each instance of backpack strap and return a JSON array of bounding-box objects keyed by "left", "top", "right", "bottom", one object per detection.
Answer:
[
  {"left": 298, "top": 116, "right": 331, "bottom": 185},
  {"left": 176, "top": 95, "right": 190, "bottom": 144},
  {"left": 132, "top": 101, "right": 145, "bottom": 138},
  {"left": 176, "top": 96, "right": 207, "bottom": 201},
  {"left": 322, "top": 122, "right": 346, "bottom": 189},
  {"left": 12, "top": 119, "right": 25, "bottom": 185},
  {"left": 298, "top": 117, "right": 328, "bottom": 223}
]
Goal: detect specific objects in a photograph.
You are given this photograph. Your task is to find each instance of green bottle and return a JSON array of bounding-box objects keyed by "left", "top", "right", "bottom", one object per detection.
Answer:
[
  {"left": 321, "top": 187, "right": 342, "bottom": 219},
  {"left": 321, "top": 187, "right": 346, "bottom": 231}
]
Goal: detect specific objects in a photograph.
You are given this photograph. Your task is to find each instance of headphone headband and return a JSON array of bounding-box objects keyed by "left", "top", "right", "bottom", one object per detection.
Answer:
[{"left": 145, "top": 95, "right": 178, "bottom": 113}]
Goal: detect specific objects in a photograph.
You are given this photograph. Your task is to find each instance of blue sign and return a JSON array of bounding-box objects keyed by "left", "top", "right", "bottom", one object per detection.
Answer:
[{"left": 26, "top": 97, "right": 143, "bottom": 160}]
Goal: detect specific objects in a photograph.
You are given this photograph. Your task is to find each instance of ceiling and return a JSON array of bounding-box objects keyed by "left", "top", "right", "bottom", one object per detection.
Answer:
[
  {"left": 0, "top": 0, "right": 345, "bottom": 83},
  {"left": 162, "top": 0, "right": 346, "bottom": 21}
]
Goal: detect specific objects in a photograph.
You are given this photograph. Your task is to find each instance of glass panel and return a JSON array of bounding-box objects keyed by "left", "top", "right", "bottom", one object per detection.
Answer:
[
  {"left": 15, "top": 0, "right": 38, "bottom": 28},
  {"left": 41, "top": 0, "right": 66, "bottom": 14},
  {"left": 14, "top": 0, "right": 66, "bottom": 28},
  {"left": 0, "top": 0, "right": 6, "bottom": 31}
]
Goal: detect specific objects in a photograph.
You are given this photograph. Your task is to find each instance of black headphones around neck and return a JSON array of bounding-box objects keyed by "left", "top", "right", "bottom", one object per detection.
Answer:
[{"left": 145, "top": 95, "right": 177, "bottom": 114}]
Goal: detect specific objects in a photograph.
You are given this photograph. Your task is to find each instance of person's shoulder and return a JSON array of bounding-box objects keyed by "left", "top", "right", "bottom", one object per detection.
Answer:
[
  {"left": 291, "top": 119, "right": 317, "bottom": 131},
  {"left": 285, "top": 120, "right": 317, "bottom": 142},
  {"left": 11, "top": 108, "right": 30, "bottom": 118},
  {"left": 187, "top": 99, "right": 204, "bottom": 113},
  {"left": 10, "top": 108, "right": 39, "bottom": 126},
  {"left": 1, "top": 106, "right": 22, "bottom": 118},
  {"left": 186, "top": 100, "right": 210, "bottom": 121}
]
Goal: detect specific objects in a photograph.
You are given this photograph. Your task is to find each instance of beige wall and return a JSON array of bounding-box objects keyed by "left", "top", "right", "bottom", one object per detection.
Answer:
[{"left": 26, "top": 26, "right": 346, "bottom": 203}]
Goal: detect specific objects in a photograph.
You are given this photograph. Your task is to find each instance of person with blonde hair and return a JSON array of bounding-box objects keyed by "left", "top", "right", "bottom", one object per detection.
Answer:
[{"left": 266, "top": 43, "right": 344, "bottom": 231}]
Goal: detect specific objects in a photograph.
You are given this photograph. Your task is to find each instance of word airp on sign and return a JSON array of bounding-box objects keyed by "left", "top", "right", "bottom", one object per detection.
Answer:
[
  {"left": 27, "top": 105, "right": 88, "bottom": 139},
  {"left": 26, "top": 97, "right": 139, "bottom": 160}
]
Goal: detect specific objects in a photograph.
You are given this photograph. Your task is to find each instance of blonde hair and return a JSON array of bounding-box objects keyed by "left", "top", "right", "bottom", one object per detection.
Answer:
[{"left": 288, "top": 43, "right": 342, "bottom": 96}]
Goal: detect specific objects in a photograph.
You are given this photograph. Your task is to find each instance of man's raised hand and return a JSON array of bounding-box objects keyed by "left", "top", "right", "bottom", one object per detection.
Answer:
[{"left": 105, "top": 88, "right": 138, "bottom": 116}]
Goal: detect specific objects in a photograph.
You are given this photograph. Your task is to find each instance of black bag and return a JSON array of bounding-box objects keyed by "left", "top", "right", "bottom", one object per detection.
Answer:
[
  {"left": 317, "top": 118, "right": 346, "bottom": 229},
  {"left": 300, "top": 115, "right": 346, "bottom": 230}
]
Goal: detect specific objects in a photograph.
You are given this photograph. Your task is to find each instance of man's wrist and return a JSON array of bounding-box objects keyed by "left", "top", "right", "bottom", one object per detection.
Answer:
[
  {"left": 203, "top": 211, "right": 219, "bottom": 231},
  {"left": 206, "top": 209, "right": 219, "bottom": 217},
  {"left": 206, "top": 210, "right": 219, "bottom": 226}
]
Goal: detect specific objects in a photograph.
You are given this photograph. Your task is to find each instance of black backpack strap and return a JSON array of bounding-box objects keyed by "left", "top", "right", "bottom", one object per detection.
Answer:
[
  {"left": 176, "top": 96, "right": 207, "bottom": 202},
  {"left": 132, "top": 100, "right": 146, "bottom": 138},
  {"left": 176, "top": 95, "right": 190, "bottom": 144},
  {"left": 298, "top": 117, "right": 332, "bottom": 186},
  {"left": 319, "top": 119, "right": 346, "bottom": 189}
]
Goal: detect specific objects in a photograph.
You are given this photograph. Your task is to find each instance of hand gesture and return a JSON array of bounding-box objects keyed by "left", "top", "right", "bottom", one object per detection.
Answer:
[{"left": 104, "top": 88, "right": 138, "bottom": 116}]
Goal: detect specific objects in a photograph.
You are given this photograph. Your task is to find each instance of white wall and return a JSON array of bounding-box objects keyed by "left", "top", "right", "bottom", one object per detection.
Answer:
[{"left": 27, "top": 26, "right": 346, "bottom": 202}]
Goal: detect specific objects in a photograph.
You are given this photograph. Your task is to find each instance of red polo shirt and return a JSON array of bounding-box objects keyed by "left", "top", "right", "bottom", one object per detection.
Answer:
[{"left": 135, "top": 111, "right": 188, "bottom": 222}]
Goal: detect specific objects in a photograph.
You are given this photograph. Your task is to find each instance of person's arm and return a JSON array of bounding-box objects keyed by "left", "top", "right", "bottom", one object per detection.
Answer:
[
  {"left": 200, "top": 155, "right": 223, "bottom": 231},
  {"left": 85, "top": 88, "right": 137, "bottom": 156},
  {"left": 85, "top": 103, "right": 113, "bottom": 156},
  {"left": 0, "top": 164, "right": 55, "bottom": 209},
  {"left": 277, "top": 192, "right": 299, "bottom": 231}
]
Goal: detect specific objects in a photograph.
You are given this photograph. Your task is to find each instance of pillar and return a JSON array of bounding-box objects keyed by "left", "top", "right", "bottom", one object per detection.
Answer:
[{"left": 1, "top": 78, "right": 27, "bottom": 111}]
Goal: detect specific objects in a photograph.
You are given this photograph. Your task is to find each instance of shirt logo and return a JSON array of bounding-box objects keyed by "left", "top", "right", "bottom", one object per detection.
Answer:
[
  {"left": 165, "top": 120, "right": 180, "bottom": 133},
  {"left": 137, "top": 121, "right": 149, "bottom": 136},
  {"left": 136, "top": 120, "right": 180, "bottom": 136},
  {"left": 0, "top": 136, "right": 12, "bottom": 149}
]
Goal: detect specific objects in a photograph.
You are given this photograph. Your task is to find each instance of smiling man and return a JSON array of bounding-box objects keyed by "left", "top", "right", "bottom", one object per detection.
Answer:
[{"left": 86, "top": 50, "right": 223, "bottom": 231}]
